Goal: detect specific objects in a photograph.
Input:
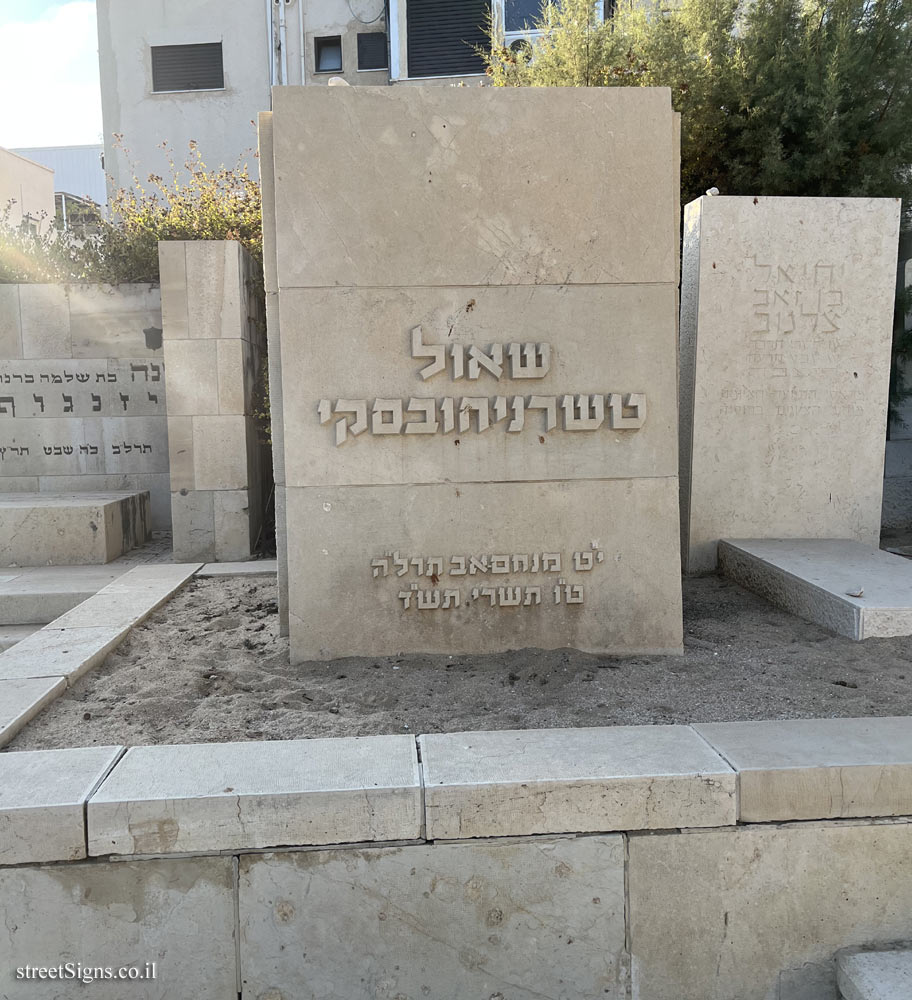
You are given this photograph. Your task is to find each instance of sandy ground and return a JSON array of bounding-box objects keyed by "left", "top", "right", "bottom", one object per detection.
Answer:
[{"left": 8, "top": 573, "right": 912, "bottom": 750}]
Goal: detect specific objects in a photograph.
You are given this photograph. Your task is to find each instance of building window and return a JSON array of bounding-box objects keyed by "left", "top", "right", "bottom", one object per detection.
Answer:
[
  {"left": 357, "top": 32, "right": 388, "bottom": 71},
  {"left": 407, "top": 0, "right": 488, "bottom": 78},
  {"left": 151, "top": 42, "right": 224, "bottom": 92},
  {"left": 504, "top": 0, "right": 542, "bottom": 32},
  {"left": 315, "top": 35, "right": 343, "bottom": 73}
]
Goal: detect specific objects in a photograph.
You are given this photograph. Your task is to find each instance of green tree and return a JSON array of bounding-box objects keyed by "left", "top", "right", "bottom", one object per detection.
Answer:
[{"left": 485, "top": 0, "right": 912, "bottom": 211}]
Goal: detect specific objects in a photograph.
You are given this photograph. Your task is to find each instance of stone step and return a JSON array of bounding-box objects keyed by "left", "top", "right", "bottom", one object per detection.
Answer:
[
  {"left": 0, "top": 491, "right": 151, "bottom": 567},
  {"left": 0, "top": 624, "right": 40, "bottom": 651},
  {"left": 837, "top": 948, "right": 912, "bottom": 999},
  {"left": 718, "top": 538, "right": 912, "bottom": 640},
  {"left": 0, "top": 566, "right": 125, "bottom": 625}
]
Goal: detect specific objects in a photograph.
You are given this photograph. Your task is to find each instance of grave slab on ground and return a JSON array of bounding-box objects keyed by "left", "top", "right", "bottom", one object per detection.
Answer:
[
  {"left": 719, "top": 538, "right": 912, "bottom": 639},
  {"left": 0, "top": 491, "right": 150, "bottom": 566},
  {"left": 0, "top": 746, "right": 122, "bottom": 865},
  {"left": 837, "top": 948, "right": 912, "bottom": 1000},
  {"left": 87, "top": 735, "right": 421, "bottom": 856}
]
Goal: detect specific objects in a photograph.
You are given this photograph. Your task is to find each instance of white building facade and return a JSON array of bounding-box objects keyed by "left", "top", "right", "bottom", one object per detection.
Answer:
[{"left": 96, "top": 0, "right": 598, "bottom": 192}]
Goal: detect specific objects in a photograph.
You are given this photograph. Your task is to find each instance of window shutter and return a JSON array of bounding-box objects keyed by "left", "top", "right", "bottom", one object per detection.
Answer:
[
  {"left": 406, "top": 0, "right": 489, "bottom": 78},
  {"left": 151, "top": 43, "right": 224, "bottom": 92}
]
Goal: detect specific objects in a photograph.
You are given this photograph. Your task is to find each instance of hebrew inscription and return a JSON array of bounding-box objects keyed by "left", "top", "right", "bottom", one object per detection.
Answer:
[
  {"left": 317, "top": 325, "right": 646, "bottom": 445},
  {"left": 371, "top": 545, "right": 607, "bottom": 611},
  {"left": 751, "top": 259, "right": 845, "bottom": 336}
]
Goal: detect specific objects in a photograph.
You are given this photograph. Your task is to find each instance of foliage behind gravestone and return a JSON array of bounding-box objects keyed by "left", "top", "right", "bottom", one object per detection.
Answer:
[
  {"left": 0, "top": 142, "right": 262, "bottom": 285},
  {"left": 485, "top": 0, "right": 912, "bottom": 418}
]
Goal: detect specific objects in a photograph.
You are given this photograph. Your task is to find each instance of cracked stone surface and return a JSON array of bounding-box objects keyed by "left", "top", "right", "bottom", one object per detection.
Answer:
[
  {"left": 420, "top": 724, "right": 735, "bottom": 839},
  {"left": 87, "top": 734, "right": 421, "bottom": 856},
  {"left": 239, "top": 836, "right": 626, "bottom": 1000}
]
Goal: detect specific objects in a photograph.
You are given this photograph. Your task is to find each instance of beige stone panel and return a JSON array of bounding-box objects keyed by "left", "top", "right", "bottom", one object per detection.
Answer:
[
  {"left": 213, "top": 488, "right": 253, "bottom": 561},
  {"left": 171, "top": 489, "right": 215, "bottom": 562},
  {"left": 105, "top": 358, "right": 167, "bottom": 415},
  {"left": 161, "top": 338, "right": 218, "bottom": 416},
  {"left": 0, "top": 284, "right": 22, "bottom": 358},
  {"left": 185, "top": 240, "right": 244, "bottom": 339},
  {"left": 67, "top": 284, "right": 162, "bottom": 358},
  {"left": 271, "top": 86, "right": 677, "bottom": 288},
  {"left": 0, "top": 857, "right": 237, "bottom": 999},
  {"left": 158, "top": 240, "right": 189, "bottom": 339},
  {"left": 19, "top": 284, "right": 70, "bottom": 359},
  {"left": 216, "top": 338, "right": 246, "bottom": 414},
  {"left": 100, "top": 416, "right": 169, "bottom": 475},
  {"left": 695, "top": 716, "right": 912, "bottom": 822},
  {"left": 0, "top": 476, "right": 38, "bottom": 490},
  {"left": 239, "top": 836, "right": 627, "bottom": 1000},
  {"left": 629, "top": 820, "right": 912, "bottom": 1000},
  {"left": 193, "top": 415, "right": 249, "bottom": 490},
  {"left": 166, "top": 415, "right": 194, "bottom": 491},
  {"left": 0, "top": 418, "right": 105, "bottom": 478},
  {"left": 281, "top": 283, "right": 677, "bottom": 488},
  {"left": 286, "top": 477, "right": 683, "bottom": 661},
  {"left": 680, "top": 196, "right": 901, "bottom": 572}
]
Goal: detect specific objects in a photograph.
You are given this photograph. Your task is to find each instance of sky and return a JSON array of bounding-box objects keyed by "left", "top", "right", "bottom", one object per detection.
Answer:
[{"left": 0, "top": 0, "right": 103, "bottom": 148}]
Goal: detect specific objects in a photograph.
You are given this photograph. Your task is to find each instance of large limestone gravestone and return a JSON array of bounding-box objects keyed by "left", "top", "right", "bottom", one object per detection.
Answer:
[
  {"left": 680, "top": 196, "right": 901, "bottom": 572},
  {"left": 261, "top": 87, "right": 683, "bottom": 661}
]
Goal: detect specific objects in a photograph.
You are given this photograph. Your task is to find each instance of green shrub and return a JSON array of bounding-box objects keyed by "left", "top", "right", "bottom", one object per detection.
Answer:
[{"left": 1, "top": 140, "right": 262, "bottom": 285}]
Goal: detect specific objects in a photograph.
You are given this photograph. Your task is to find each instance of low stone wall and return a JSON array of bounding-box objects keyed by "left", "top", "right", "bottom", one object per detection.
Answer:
[
  {"left": 0, "top": 282, "right": 169, "bottom": 528},
  {"left": 3, "top": 717, "right": 912, "bottom": 999}
]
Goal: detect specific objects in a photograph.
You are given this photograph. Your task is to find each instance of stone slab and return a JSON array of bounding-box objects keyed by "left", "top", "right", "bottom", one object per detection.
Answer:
[
  {"left": 0, "top": 491, "right": 150, "bottom": 566},
  {"left": 271, "top": 86, "right": 677, "bottom": 289},
  {"left": 0, "top": 625, "right": 39, "bottom": 651},
  {"left": 239, "top": 835, "right": 627, "bottom": 1000},
  {"left": 0, "top": 856, "right": 236, "bottom": 999},
  {"left": 837, "top": 949, "right": 912, "bottom": 1000},
  {"left": 0, "top": 676, "right": 66, "bottom": 748},
  {"left": 695, "top": 717, "right": 912, "bottom": 823},
  {"left": 87, "top": 735, "right": 421, "bottom": 856},
  {"left": 287, "top": 478, "right": 683, "bottom": 661},
  {"left": 420, "top": 725, "right": 735, "bottom": 839},
  {"left": 279, "top": 283, "right": 678, "bottom": 488},
  {"left": 197, "top": 559, "right": 277, "bottom": 577},
  {"left": 0, "top": 565, "right": 125, "bottom": 625},
  {"left": 0, "top": 624, "right": 129, "bottom": 682},
  {"left": 628, "top": 820, "right": 912, "bottom": 1000},
  {"left": 680, "top": 196, "right": 901, "bottom": 572},
  {"left": 0, "top": 745, "right": 122, "bottom": 865},
  {"left": 719, "top": 538, "right": 912, "bottom": 639},
  {"left": 48, "top": 562, "right": 200, "bottom": 631}
]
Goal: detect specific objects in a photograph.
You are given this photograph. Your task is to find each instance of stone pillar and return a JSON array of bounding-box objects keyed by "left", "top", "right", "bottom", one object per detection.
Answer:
[
  {"left": 679, "top": 195, "right": 901, "bottom": 573},
  {"left": 159, "top": 241, "right": 269, "bottom": 562}
]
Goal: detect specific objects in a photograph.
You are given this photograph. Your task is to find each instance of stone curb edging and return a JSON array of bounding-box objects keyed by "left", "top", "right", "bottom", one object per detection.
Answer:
[
  {"left": 3, "top": 716, "right": 912, "bottom": 867},
  {"left": 0, "top": 563, "right": 201, "bottom": 748}
]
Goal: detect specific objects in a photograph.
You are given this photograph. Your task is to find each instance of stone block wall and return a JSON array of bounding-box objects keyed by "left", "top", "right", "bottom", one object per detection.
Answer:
[
  {"left": 159, "top": 241, "right": 270, "bottom": 562},
  {"left": 4, "top": 718, "right": 912, "bottom": 999},
  {"left": 0, "top": 282, "right": 170, "bottom": 528}
]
